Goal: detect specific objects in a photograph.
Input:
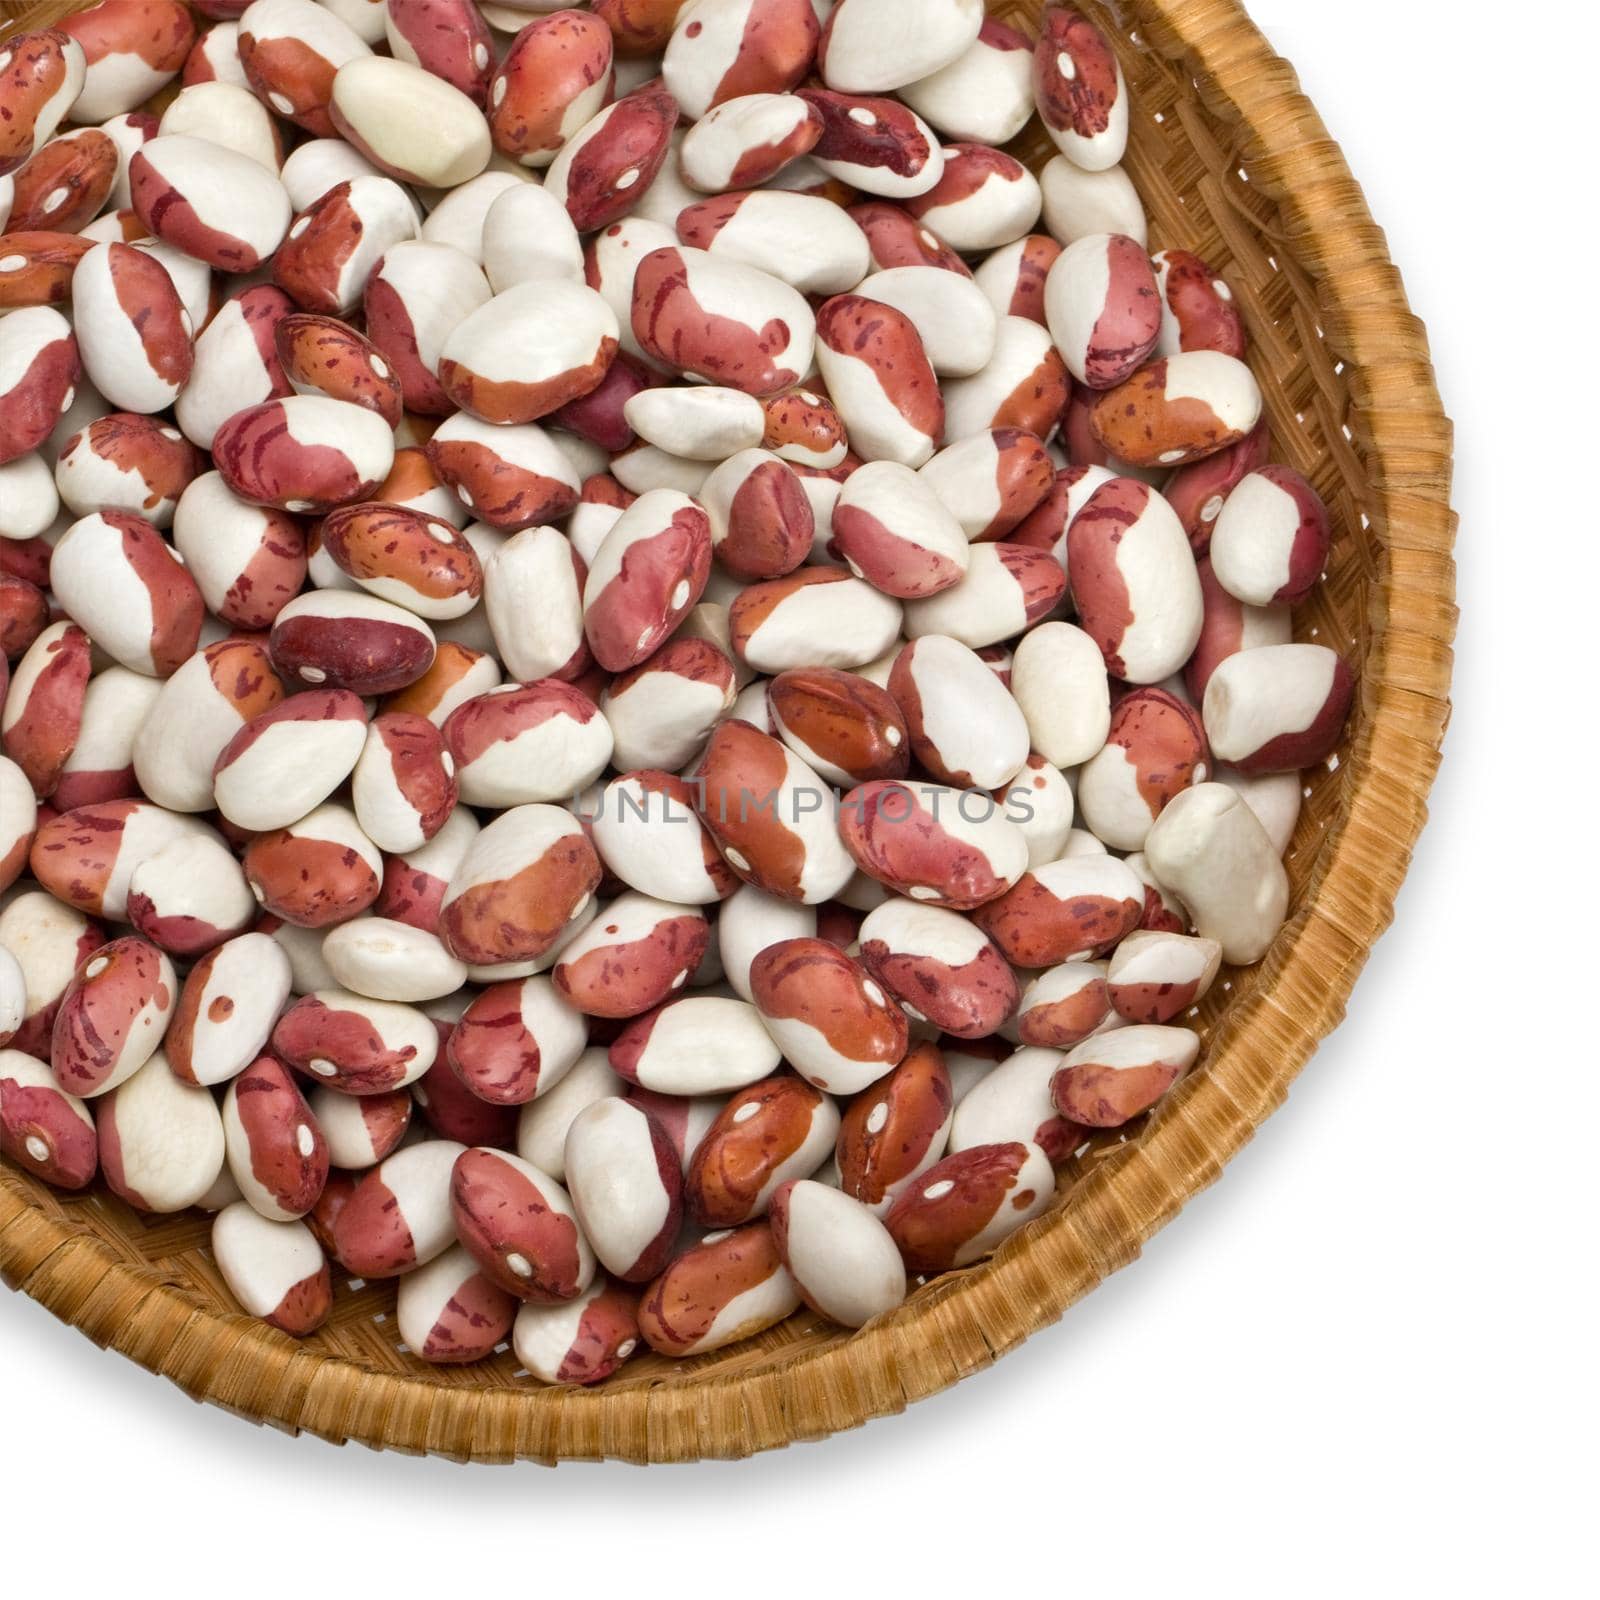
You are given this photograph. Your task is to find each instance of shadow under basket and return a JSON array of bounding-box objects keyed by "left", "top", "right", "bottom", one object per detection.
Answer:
[{"left": 0, "top": 0, "right": 1457, "bottom": 1463}]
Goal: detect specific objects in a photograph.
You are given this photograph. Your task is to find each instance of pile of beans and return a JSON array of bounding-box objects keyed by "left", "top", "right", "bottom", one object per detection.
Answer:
[{"left": 0, "top": 0, "right": 1349, "bottom": 1381}]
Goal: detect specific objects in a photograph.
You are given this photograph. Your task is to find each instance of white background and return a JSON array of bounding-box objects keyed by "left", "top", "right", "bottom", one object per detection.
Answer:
[{"left": 3, "top": 2, "right": 1594, "bottom": 1592}]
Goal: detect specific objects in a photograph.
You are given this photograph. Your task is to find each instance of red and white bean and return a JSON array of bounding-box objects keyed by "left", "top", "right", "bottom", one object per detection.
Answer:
[
  {"left": 661, "top": 0, "right": 819, "bottom": 121},
  {"left": 1208, "top": 465, "right": 1331, "bottom": 607},
  {"left": 1075, "top": 685, "right": 1210, "bottom": 850},
  {"left": 396, "top": 1243, "right": 515, "bottom": 1362},
  {"left": 884, "top": 1139, "right": 1053, "bottom": 1273},
  {"left": 221, "top": 1052, "right": 327, "bottom": 1220},
  {"left": 857, "top": 898, "right": 1017, "bottom": 1039},
  {"left": 212, "top": 1201, "right": 331, "bottom": 1334},
  {"left": 1032, "top": 4, "right": 1127, "bottom": 172},
  {"left": 1016, "top": 960, "right": 1112, "bottom": 1049},
  {"left": 2, "top": 1046, "right": 97, "bottom": 1190},
  {"left": 438, "top": 802, "right": 601, "bottom": 967},
  {"left": 972, "top": 852, "right": 1144, "bottom": 968},
  {"left": 512, "top": 1276, "right": 641, "bottom": 1385},
  {"left": 273, "top": 174, "right": 415, "bottom": 316},
  {"left": 630, "top": 243, "right": 815, "bottom": 398},
  {"left": 610, "top": 992, "right": 780, "bottom": 1094},
  {"left": 691, "top": 719, "right": 855, "bottom": 903},
  {"left": 129, "top": 132, "right": 289, "bottom": 269},
  {"left": 333, "top": 1138, "right": 463, "bottom": 1275},
  {"left": 126, "top": 833, "right": 255, "bottom": 956},
  {"left": 563, "top": 1095, "right": 682, "bottom": 1282},
  {"left": 1050, "top": 1023, "right": 1199, "bottom": 1127},
  {"left": 1201, "top": 643, "right": 1353, "bottom": 774},
  {"left": 237, "top": 0, "right": 371, "bottom": 137},
  {"left": 0, "top": 305, "right": 81, "bottom": 466},
  {"left": 97, "top": 1048, "right": 224, "bottom": 1212},
  {"left": 1067, "top": 477, "right": 1204, "bottom": 683},
  {"left": 888, "top": 633, "right": 1029, "bottom": 788},
  {"left": 637, "top": 1219, "right": 800, "bottom": 1356},
  {"left": 165, "top": 931, "right": 293, "bottom": 1087},
  {"left": 311, "top": 1082, "right": 410, "bottom": 1170},
  {"left": 71, "top": 240, "right": 192, "bottom": 414},
  {"left": 684, "top": 1074, "right": 839, "bottom": 1225}
]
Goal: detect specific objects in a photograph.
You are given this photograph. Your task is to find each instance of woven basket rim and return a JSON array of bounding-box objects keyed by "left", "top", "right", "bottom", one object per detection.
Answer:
[{"left": 0, "top": 0, "right": 1457, "bottom": 1464}]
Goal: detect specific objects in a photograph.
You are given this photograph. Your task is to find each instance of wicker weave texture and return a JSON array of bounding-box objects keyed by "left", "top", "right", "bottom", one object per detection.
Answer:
[{"left": 0, "top": 0, "right": 1457, "bottom": 1463}]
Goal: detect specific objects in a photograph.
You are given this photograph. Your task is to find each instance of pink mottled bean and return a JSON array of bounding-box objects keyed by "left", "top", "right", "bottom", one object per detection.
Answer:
[
  {"left": 798, "top": 88, "right": 943, "bottom": 199},
  {"left": 637, "top": 1220, "right": 799, "bottom": 1356},
  {"left": 385, "top": 0, "right": 494, "bottom": 106},
  {"left": 813, "top": 293, "right": 943, "bottom": 468},
  {"left": 1153, "top": 248, "right": 1246, "bottom": 359},
  {"left": 438, "top": 803, "right": 602, "bottom": 968},
  {"left": 0, "top": 30, "right": 88, "bottom": 182},
  {"left": 268, "top": 590, "right": 436, "bottom": 697},
  {"left": 488, "top": 9, "right": 613, "bottom": 169},
  {"left": 1044, "top": 232, "right": 1160, "bottom": 390},
  {"left": 350, "top": 712, "right": 456, "bottom": 854},
  {"left": 272, "top": 987, "right": 437, "bottom": 1097},
  {"left": 242, "top": 803, "right": 382, "bottom": 929},
  {"left": 447, "top": 976, "right": 585, "bottom": 1107},
  {"left": 1089, "top": 351, "right": 1263, "bottom": 469},
  {"left": 582, "top": 487, "right": 711, "bottom": 671},
  {"left": 97, "top": 1049, "right": 224, "bottom": 1213}
]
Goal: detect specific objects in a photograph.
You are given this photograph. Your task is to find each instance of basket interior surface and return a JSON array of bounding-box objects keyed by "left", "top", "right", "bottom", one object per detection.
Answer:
[{"left": 0, "top": 0, "right": 1456, "bottom": 1462}]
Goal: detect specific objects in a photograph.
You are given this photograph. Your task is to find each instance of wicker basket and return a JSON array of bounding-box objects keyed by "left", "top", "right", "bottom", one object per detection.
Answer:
[{"left": 0, "top": 0, "right": 1456, "bottom": 1463}]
